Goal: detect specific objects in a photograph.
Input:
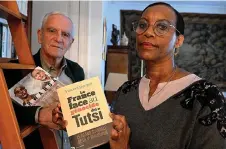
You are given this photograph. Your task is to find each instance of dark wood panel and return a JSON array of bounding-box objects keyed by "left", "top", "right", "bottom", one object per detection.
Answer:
[
  {"left": 105, "top": 46, "right": 129, "bottom": 103},
  {"left": 106, "top": 47, "right": 128, "bottom": 79},
  {"left": 105, "top": 91, "right": 116, "bottom": 104}
]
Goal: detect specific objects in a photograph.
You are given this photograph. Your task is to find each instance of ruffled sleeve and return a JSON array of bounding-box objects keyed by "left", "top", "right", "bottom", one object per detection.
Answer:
[{"left": 185, "top": 81, "right": 226, "bottom": 149}]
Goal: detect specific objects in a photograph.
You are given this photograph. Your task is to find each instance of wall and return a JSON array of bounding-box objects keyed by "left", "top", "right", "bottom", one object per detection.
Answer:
[
  {"left": 87, "top": 1, "right": 105, "bottom": 84},
  {"left": 103, "top": 1, "right": 147, "bottom": 45},
  {"left": 104, "top": 1, "right": 226, "bottom": 45}
]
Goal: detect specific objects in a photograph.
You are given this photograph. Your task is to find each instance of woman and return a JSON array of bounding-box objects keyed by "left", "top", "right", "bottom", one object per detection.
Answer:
[
  {"left": 52, "top": 2, "right": 226, "bottom": 149},
  {"left": 109, "top": 2, "right": 226, "bottom": 149}
]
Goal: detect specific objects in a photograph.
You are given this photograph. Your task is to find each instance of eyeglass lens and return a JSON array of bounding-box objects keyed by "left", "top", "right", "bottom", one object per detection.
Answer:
[{"left": 134, "top": 19, "right": 176, "bottom": 36}]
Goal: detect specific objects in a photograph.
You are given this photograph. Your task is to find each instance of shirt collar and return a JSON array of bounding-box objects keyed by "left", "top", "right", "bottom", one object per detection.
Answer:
[{"left": 40, "top": 54, "right": 67, "bottom": 76}]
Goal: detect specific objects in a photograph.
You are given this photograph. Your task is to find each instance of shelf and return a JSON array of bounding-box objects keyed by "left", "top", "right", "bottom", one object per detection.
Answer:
[
  {"left": 0, "top": 4, "right": 21, "bottom": 20},
  {"left": 0, "top": 58, "right": 16, "bottom": 63},
  {"left": 0, "top": 63, "right": 35, "bottom": 70},
  {"left": 107, "top": 45, "right": 129, "bottom": 49},
  {"left": 20, "top": 125, "right": 40, "bottom": 139},
  {"left": 0, "top": 1, "right": 43, "bottom": 149},
  {"left": 20, "top": 13, "right": 27, "bottom": 21},
  {"left": 107, "top": 45, "right": 129, "bottom": 54}
]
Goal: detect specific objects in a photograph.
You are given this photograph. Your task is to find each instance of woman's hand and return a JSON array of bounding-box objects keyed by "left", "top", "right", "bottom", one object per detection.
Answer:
[{"left": 109, "top": 113, "right": 130, "bottom": 149}]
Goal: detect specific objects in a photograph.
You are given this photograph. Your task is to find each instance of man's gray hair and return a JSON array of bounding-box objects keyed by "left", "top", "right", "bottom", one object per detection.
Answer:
[{"left": 41, "top": 11, "right": 75, "bottom": 37}]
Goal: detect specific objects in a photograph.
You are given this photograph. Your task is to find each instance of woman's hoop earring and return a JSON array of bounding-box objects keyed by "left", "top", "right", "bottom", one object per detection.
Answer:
[{"left": 174, "top": 47, "right": 180, "bottom": 56}]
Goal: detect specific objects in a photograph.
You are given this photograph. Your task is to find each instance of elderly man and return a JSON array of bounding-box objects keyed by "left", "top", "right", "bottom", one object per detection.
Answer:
[{"left": 5, "top": 11, "right": 84, "bottom": 149}]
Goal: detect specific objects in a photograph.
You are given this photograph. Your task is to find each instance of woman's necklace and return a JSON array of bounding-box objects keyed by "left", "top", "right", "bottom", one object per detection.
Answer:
[{"left": 147, "top": 67, "right": 178, "bottom": 102}]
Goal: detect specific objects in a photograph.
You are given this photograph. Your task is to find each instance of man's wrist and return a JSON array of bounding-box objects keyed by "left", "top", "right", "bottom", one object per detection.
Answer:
[{"left": 35, "top": 107, "right": 43, "bottom": 123}]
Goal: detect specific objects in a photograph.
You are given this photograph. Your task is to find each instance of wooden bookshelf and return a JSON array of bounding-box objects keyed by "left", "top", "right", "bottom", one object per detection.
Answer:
[
  {"left": 0, "top": 1, "right": 58, "bottom": 149},
  {"left": 0, "top": 3, "right": 22, "bottom": 20},
  {"left": 0, "top": 63, "right": 35, "bottom": 69},
  {"left": 20, "top": 13, "right": 27, "bottom": 21},
  {"left": 0, "top": 68, "right": 25, "bottom": 148},
  {"left": 20, "top": 125, "right": 40, "bottom": 138},
  {"left": 0, "top": 1, "right": 32, "bottom": 60},
  {"left": 0, "top": 2, "right": 34, "bottom": 64}
]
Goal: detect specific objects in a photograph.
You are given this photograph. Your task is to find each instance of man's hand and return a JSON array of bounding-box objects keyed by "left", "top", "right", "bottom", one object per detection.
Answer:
[
  {"left": 38, "top": 103, "right": 67, "bottom": 130},
  {"left": 52, "top": 103, "right": 67, "bottom": 130},
  {"left": 109, "top": 113, "right": 130, "bottom": 149}
]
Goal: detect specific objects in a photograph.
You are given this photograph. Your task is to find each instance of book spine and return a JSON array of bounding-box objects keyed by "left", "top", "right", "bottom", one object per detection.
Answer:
[
  {"left": 0, "top": 23, "right": 2, "bottom": 57},
  {"left": 11, "top": 42, "right": 16, "bottom": 59},
  {"left": 2, "top": 24, "right": 8, "bottom": 58},
  {"left": 6, "top": 26, "right": 12, "bottom": 58}
]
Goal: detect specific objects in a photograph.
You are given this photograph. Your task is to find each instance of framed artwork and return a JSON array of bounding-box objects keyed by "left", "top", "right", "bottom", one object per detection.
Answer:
[
  {"left": 176, "top": 13, "right": 226, "bottom": 89},
  {"left": 120, "top": 10, "right": 142, "bottom": 80},
  {"left": 120, "top": 10, "right": 226, "bottom": 90}
]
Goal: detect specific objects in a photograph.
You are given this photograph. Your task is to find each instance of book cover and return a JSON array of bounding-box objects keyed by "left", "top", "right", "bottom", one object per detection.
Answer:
[
  {"left": 57, "top": 77, "right": 112, "bottom": 149},
  {"left": 8, "top": 66, "right": 64, "bottom": 107}
]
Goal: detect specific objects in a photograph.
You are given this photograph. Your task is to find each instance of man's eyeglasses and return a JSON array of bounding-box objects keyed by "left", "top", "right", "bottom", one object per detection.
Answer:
[{"left": 132, "top": 18, "right": 181, "bottom": 36}]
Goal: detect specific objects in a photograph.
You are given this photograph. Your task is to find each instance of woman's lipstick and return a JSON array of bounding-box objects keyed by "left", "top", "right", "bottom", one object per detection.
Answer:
[{"left": 140, "top": 42, "right": 157, "bottom": 49}]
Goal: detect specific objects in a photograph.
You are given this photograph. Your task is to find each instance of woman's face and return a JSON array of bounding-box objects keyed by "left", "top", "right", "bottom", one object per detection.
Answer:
[{"left": 136, "top": 5, "right": 182, "bottom": 62}]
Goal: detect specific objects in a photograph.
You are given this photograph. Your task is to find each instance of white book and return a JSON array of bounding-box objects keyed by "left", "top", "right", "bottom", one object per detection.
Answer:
[
  {"left": 23, "top": 0, "right": 28, "bottom": 16},
  {"left": 16, "top": 0, "right": 22, "bottom": 13},
  {"left": 2, "top": 25, "right": 8, "bottom": 58},
  {"left": 17, "top": 0, "right": 28, "bottom": 16},
  {"left": 6, "top": 27, "right": 12, "bottom": 58}
]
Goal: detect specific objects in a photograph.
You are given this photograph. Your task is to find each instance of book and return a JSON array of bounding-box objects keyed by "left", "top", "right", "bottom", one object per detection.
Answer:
[
  {"left": 8, "top": 66, "right": 64, "bottom": 107},
  {"left": 0, "top": 23, "right": 2, "bottom": 57},
  {"left": 17, "top": 0, "right": 28, "bottom": 16},
  {"left": 11, "top": 42, "right": 16, "bottom": 59},
  {"left": 0, "top": 18, "right": 14, "bottom": 58},
  {"left": 57, "top": 77, "right": 112, "bottom": 149},
  {"left": 6, "top": 26, "right": 12, "bottom": 58},
  {"left": 2, "top": 24, "right": 8, "bottom": 58}
]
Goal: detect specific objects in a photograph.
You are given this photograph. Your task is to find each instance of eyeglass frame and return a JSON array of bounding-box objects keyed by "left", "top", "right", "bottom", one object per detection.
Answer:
[{"left": 132, "top": 18, "right": 182, "bottom": 36}]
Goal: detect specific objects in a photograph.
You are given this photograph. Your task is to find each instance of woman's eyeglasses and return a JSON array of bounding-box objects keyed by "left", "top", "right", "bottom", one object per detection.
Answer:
[{"left": 132, "top": 18, "right": 181, "bottom": 36}]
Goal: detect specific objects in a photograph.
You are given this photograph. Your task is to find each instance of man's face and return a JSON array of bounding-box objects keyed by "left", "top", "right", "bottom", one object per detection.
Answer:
[
  {"left": 32, "top": 69, "right": 47, "bottom": 81},
  {"left": 14, "top": 86, "right": 28, "bottom": 99},
  {"left": 37, "top": 14, "right": 74, "bottom": 59}
]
